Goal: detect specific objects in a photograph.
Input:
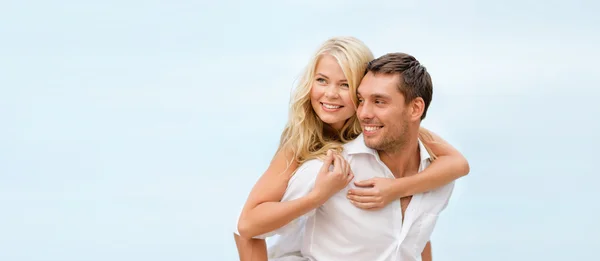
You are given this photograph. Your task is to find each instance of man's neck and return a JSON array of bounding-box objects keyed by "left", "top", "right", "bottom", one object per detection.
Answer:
[{"left": 378, "top": 128, "right": 421, "bottom": 178}]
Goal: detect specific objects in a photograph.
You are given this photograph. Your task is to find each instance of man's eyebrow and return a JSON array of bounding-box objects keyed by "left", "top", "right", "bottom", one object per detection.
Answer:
[
  {"left": 357, "top": 93, "right": 392, "bottom": 100},
  {"left": 372, "top": 93, "right": 391, "bottom": 100}
]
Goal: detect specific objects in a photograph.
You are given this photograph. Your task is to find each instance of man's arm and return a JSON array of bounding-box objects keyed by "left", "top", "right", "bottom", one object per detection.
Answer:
[
  {"left": 234, "top": 233, "right": 267, "bottom": 261},
  {"left": 421, "top": 241, "right": 432, "bottom": 261}
]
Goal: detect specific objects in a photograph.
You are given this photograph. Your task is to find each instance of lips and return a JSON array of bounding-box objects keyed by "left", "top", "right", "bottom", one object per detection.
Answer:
[
  {"left": 364, "top": 126, "right": 382, "bottom": 132},
  {"left": 321, "top": 102, "right": 343, "bottom": 109},
  {"left": 320, "top": 102, "right": 344, "bottom": 112},
  {"left": 362, "top": 124, "right": 383, "bottom": 135}
]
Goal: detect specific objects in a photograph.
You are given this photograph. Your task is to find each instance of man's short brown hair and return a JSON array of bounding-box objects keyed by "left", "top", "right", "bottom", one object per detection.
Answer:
[{"left": 366, "top": 52, "right": 433, "bottom": 120}]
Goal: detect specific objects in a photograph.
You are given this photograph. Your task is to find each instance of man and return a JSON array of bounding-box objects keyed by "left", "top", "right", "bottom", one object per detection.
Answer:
[{"left": 238, "top": 53, "right": 456, "bottom": 261}]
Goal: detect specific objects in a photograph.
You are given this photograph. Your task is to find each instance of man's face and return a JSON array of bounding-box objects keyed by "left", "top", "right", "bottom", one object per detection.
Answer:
[{"left": 356, "top": 72, "right": 413, "bottom": 152}]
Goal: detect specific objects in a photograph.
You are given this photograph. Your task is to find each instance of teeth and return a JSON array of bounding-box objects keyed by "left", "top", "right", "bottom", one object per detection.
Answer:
[
  {"left": 322, "top": 103, "right": 341, "bottom": 109},
  {"left": 364, "top": 126, "right": 382, "bottom": 132}
]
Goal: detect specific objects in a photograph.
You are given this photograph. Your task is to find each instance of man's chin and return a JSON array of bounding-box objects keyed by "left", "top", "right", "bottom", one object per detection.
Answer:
[{"left": 363, "top": 139, "right": 380, "bottom": 150}]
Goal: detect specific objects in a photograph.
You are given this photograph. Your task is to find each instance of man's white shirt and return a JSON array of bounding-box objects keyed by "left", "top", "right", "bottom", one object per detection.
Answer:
[{"left": 237, "top": 134, "right": 455, "bottom": 261}]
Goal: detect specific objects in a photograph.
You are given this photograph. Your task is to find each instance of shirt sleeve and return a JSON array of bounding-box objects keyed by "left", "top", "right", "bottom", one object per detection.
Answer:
[
  {"left": 439, "top": 182, "right": 456, "bottom": 212},
  {"left": 234, "top": 160, "right": 322, "bottom": 239},
  {"left": 280, "top": 160, "right": 321, "bottom": 216}
]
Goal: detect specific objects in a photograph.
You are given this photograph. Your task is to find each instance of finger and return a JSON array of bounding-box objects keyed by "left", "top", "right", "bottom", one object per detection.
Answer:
[
  {"left": 334, "top": 154, "right": 346, "bottom": 174},
  {"left": 343, "top": 159, "right": 351, "bottom": 175},
  {"left": 347, "top": 194, "right": 378, "bottom": 203},
  {"left": 347, "top": 188, "right": 378, "bottom": 196},
  {"left": 346, "top": 169, "right": 354, "bottom": 183},
  {"left": 349, "top": 200, "right": 382, "bottom": 210},
  {"left": 332, "top": 154, "right": 342, "bottom": 174},
  {"left": 340, "top": 155, "right": 349, "bottom": 176},
  {"left": 354, "top": 179, "right": 375, "bottom": 187},
  {"left": 319, "top": 150, "right": 334, "bottom": 173}
]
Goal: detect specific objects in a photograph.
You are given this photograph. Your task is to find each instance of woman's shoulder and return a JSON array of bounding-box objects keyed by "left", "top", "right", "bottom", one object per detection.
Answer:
[{"left": 268, "top": 145, "right": 300, "bottom": 178}]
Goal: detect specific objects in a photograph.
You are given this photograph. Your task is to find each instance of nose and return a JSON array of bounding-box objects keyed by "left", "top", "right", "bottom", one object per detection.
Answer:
[
  {"left": 357, "top": 101, "right": 373, "bottom": 122},
  {"left": 324, "top": 85, "right": 339, "bottom": 99}
]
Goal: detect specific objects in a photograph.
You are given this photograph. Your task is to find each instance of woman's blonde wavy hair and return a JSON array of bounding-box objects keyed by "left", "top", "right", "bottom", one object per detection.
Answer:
[{"left": 277, "top": 37, "right": 375, "bottom": 165}]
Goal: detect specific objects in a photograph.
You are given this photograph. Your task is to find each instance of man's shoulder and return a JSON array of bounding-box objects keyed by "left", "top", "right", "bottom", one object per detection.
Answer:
[{"left": 289, "top": 158, "right": 323, "bottom": 184}]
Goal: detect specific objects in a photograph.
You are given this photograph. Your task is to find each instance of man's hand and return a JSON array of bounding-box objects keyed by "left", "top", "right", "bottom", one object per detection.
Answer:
[{"left": 347, "top": 177, "right": 399, "bottom": 210}]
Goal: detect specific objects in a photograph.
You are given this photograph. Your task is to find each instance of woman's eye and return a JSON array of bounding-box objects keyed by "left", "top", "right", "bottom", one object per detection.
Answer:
[{"left": 316, "top": 78, "right": 326, "bottom": 84}]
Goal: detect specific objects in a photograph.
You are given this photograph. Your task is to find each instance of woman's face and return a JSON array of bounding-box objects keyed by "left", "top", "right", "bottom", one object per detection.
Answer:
[{"left": 310, "top": 55, "right": 356, "bottom": 131}]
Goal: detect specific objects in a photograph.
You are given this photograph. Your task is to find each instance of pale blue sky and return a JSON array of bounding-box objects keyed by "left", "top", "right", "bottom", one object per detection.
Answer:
[{"left": 1, "top": 1, "right": 599, "bottom": 260}]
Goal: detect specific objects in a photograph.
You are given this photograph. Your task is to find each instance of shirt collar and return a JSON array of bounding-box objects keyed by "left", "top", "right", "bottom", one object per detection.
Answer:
[{"left": 345, "top": 134, "right": 432, "bottom": 164}]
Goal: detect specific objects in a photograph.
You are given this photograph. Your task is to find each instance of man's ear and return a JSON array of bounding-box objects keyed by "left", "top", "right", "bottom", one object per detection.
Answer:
[{"left": 409, "top": 97, "right": 425, "bottom": 122}]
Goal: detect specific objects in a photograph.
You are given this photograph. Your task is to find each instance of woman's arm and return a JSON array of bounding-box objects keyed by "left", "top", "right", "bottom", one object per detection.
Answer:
[
  {"left": 347, "top": 127, "right": 469, "bottom": 209},
  {"left": 237, "top": 149, "right": 349, "bottom": 238},
  {"left": 235, "top": 149, "right": 351, "bottom": 261},
  {"left": 236, "top": 147, "right": 310, "bottom": 238},
  {"left": 234, "top": 148, "right": 305, "bottom": 261},
  {"left": 395, "top": 127, "right": 470, "bottom": 197}
]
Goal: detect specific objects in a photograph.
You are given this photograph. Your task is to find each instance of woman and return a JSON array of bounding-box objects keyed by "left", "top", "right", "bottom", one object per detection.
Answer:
[{"left": 234, "top": 37, "right": 469, "bottom": 261}]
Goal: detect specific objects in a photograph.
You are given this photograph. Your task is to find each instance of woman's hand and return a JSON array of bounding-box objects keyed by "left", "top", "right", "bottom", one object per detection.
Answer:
[
  {"left": 347, "top": 177, "right": 400, "bottom": 210},
  {"left": 310, "top": 150, "right": 354, "bottom": 203}
]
